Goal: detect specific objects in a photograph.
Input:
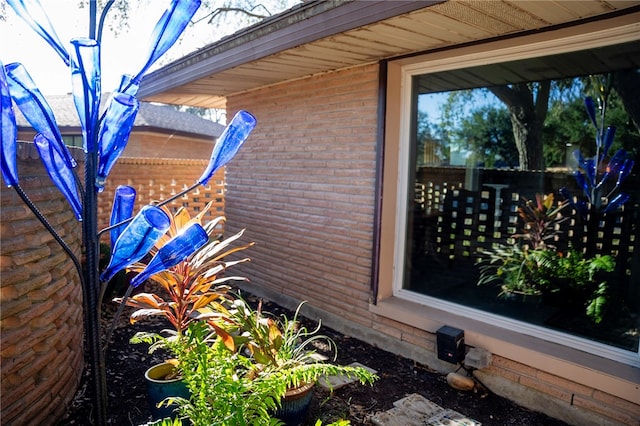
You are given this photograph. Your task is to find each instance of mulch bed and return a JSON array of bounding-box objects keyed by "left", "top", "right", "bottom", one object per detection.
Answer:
[{"left": 56, "top": 292, "right": 568, "bottom": 426}]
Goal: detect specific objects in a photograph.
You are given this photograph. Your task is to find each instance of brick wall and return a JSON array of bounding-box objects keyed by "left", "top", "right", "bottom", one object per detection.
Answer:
[
  {"left": 224, "top": 64, "right": 640, "bottom": 425},
  {"left": 0, "top": 144, "right": 223, "bottom": 425},
  {"left": 1, "top": 143, "right": 84, "bottom": 426},
  {"left": 225, "top": 64, "right": 379, "bottom": 326},
  {"left": 481, "top": 355, "right": 640, "bottom": 425}
]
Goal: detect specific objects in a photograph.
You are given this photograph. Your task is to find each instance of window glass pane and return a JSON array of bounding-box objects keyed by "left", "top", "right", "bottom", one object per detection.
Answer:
[
  {"left": 62, "top": 135, "right": 83, "bottom": 148},
  {"left": 404, "top": 45, "right": 640, "bottom": 352}
]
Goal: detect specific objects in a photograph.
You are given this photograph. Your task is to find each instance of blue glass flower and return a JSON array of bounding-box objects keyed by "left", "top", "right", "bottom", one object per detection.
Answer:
[
  {"left": 96, "top": 93, "right": 140, "bottom": 191},
  {"left": 5, "top": 62, "right": 76, "bottom": 168},
  {"left": 563, "top": 97, "right": 634, "bottom": 216},
  {"left": 7, "top": 0, "right": 70, "bottom": 66},
  {"left": 601, "top": 126, "right": 616, "bottom": 160},
  {"left": 117, "top": 74, "right": 141, "bottom": 96},
  {"left": 33, "top": 134, "right": 83, "bottom": 220},
  {"left": 603, "top": 193, "right": 630, "bottom": 214},
  {"left": 584, "top": 97, "right": 598, "bottom": 129},
  {"left": 1, "top": 61, "right": 19, "bottom": 187},
  {"left": 130, "top": 223, "right": 208, "bottom": 288},
  {"left": 133, "top": 0, "right": 201, "bottom": 82},
  {"left": 101, "top": 205, "right": 171, "bottom": 283},
  {"left": 70, "top": 38, "right": 101, "bottom": 153},
  {"left": 198, "top": 110, "right": 256, "bottom": 185},
  {"left": 109, "top": 185, "right": 137, "bottom": 247}
]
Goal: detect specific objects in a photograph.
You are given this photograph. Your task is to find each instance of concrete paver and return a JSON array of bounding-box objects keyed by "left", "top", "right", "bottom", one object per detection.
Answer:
[{"left": 370, "top": 393, "right": 482, "bottom": 426}]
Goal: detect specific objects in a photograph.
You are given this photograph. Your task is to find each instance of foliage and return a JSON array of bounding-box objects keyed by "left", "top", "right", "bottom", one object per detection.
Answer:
[
  {"left": 203, "top": 298, "right": 341, "bottom": 378},
  {"left": 478, "top": 244, "right": 545, "bottom": 297},
  {"left": 160, "top": 307, "right": 377, "bottom": 426},
  {"left": 512, "top": 193, "right": 568, "bottom": 250},
  {"left": 536, "top": 249, "right": 614, "bottom": 323},
  {"left": 428, "top": 73, "right": 638, "bottom": 171},
  {"left": 477, "top": 193, "right": 616, "bottom": 322},
  {"left": 115, "top": 202, "right": 253, "bottom": 340},
  {"left": 455, "top": 106, "right": 518, "bottom": 168}
]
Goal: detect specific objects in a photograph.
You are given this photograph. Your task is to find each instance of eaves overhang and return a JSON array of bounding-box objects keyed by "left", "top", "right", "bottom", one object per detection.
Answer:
[
  {"left": 138, "top": 0, "right": 640, "bottom": 109},
  {"left": 138, "top": 0, "right": 442, "bottom": 108}
]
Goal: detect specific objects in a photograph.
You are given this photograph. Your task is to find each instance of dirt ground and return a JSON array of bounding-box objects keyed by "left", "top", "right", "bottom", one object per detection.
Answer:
[{"left": 56, "top": 293, "right": 569, "bottom": 426}]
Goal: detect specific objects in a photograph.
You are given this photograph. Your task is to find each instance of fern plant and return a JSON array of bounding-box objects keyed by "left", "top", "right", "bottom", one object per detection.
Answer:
[{"left": 163, "top": 319, "right": 377, "bottom": 426}]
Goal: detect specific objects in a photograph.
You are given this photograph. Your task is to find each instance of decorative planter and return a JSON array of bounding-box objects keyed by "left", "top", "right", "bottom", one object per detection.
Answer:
[
  {"left": 145, "top": 362, "right": 190, "bottom": 420},
  {"left": 274, "top": 382, "right": 315, "bottom": 426}
]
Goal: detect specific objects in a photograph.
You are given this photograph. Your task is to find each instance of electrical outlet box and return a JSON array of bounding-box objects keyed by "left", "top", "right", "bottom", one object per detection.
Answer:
[
  {"left": 465, "top": 347, "right": 492, "bottom": 369},
  {"left": 436, "top": 326, "right": 465, "bottom": 364}
]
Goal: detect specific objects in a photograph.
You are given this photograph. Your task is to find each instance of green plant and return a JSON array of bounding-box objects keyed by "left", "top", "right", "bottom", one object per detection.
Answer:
[
  {"left": 478, "top": 193, "right": 568, "bottom": 297},
  {"left": 209, "top": 298, "right": 339, "bottom": 377},
  {"left": 165, "top": 317, "right": 377, "bottom": 426},
  {"left": 534, "top": 249, "right": 615, "bottom": 323},
  {"left": 478, "top": 193, "right": 616, "bottom": 322}
]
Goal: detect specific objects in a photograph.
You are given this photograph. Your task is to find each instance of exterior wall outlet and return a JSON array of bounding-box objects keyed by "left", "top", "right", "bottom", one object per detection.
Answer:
[
  {"left": 465, "top": 347, "right": 492, "bottom": 369},
  {"left": 436, "top": 326, "right": 465, "bottom": 364}
]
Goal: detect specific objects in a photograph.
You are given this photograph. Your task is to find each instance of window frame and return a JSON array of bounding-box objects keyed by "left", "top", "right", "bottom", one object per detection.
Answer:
[{"left": 375, "top": 12, "right": 640, "bottom": 372}]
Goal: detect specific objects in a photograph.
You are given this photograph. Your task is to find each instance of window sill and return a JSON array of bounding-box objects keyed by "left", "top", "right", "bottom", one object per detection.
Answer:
[{"left": 370, "top": 295, "right": 640, "bottom": 404}]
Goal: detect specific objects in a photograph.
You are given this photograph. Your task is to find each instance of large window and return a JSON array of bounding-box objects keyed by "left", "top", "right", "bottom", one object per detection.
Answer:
[{"left": 384, "top": 31, "right": 640, "bottom": 363}]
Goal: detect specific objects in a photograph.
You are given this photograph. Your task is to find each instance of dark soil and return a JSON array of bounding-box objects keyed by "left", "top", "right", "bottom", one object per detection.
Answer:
[{"left": 56, "top": 293, "right": 569, "bottom": 426}]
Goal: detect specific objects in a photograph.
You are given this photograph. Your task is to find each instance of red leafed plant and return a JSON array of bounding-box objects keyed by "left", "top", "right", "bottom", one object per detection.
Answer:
[{"left": 114, "top": 201, "right": 253, "bottom": 337}]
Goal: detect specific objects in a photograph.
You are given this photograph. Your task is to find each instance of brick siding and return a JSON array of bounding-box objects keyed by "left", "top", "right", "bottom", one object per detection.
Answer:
[
  {"left": 224, "top": 64, "right": 640, "bottom": 425},
  {"left": 1, "top": 143, "right": 224, "bottom": 425},
  {"left": 1, "top": 143, "right": 83, "bottom": 426},
  {"left": 225, "top": 64, "right": 379, "bottom": 325}
]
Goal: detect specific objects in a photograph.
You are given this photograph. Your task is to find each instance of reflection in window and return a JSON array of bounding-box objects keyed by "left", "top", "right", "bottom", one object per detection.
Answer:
[
  {"left": 404, "top": 48, "right": 639, "bottom": 352},
  {"left": 62, "top": 135, "right": 83, "bottom": 148}
]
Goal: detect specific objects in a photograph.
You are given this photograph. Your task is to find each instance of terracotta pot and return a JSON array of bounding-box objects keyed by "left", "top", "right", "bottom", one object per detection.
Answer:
[
  {"left": 145, "top": 362, "right": 190, "bottom": 420},
  {"left": 274, "top": 382, "right": 314, "bottom": 426}
]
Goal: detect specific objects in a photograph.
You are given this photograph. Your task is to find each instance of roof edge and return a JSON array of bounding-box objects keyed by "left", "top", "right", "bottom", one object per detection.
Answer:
[{"left": 138, "top": 0, "right": 442, "bottom": 99}]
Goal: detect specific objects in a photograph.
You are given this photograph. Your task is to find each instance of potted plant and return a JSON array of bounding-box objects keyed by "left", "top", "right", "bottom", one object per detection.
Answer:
[
  {"left": 166, "top": 296, "right": 378, "bottom": 425},
  {"left": 478, "top": 193, "right": 615, "bottom": 322},
  {"left": 477, "top": 193, "right": 568, "bottom": 300},
  {"left": 114, "top": 201, "right": 253, "bottom": 420}
]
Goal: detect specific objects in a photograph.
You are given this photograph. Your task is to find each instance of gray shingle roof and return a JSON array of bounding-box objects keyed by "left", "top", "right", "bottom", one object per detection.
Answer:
[{"left": 14, "top": 94, "right": 224, "bottom": 138}]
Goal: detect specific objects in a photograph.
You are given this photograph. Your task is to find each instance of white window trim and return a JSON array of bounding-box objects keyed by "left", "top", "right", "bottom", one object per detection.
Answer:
[{"left": 388, "top": 16, "right": 640, "bottom": 367}]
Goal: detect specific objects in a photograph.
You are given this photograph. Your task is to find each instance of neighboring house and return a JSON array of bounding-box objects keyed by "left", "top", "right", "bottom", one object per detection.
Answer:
[
  {"left": 15, "top": 94, "right": 224, "bottom": 160},
  {"left": 14, "top": 94, "right": 226, "bottom": 228},
  {"left": 138, "top": 1, "right": 640, "bottom": 425}
]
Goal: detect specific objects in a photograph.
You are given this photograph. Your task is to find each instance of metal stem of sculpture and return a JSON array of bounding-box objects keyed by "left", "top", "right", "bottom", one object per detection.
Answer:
[{"left": 1, "top": 1, "right": 256, "bottom": 424}]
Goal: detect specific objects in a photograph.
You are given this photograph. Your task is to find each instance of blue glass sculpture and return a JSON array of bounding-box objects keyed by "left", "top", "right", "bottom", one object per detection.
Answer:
[
  {"left": 1, "top": 61, "right": 19, "bottom": 187},
  {"left": 5, "top": 2, "right": 222, "bottom": 424},
  {"left": 133, "top": 0, "right": 201, "bottom": 82},
  {"left": 130, "top": 223, "right": 208, "bottom": 288},
  {"left": 199, "top": 110, "right": 257, "bottom": 185},
  {"left": 33, "top": 134, "right": 83, "bottom": 220},
  {"left": 101, "top": 205, "right": 171, "bottom": 283},
  {"left": 70, "top": 38, "right": 101, "bottom": 153},
  {"left": 5, "top": 62, "right": 77, "bottom": 168},
  {"left": 96, "top": 93, "right": 140, "bottom": 190},
  {"left": 564, "top": 96, "right": 634, "bottom": 216},
  {"left": 6, "top": 0, "right": 70, "bottom": 66},
  {"left": 117, "top": 74, "right": 140, "bottom": 96},
  {"left": 109, "top": 185, "right": 137, "bottom": 247}
]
